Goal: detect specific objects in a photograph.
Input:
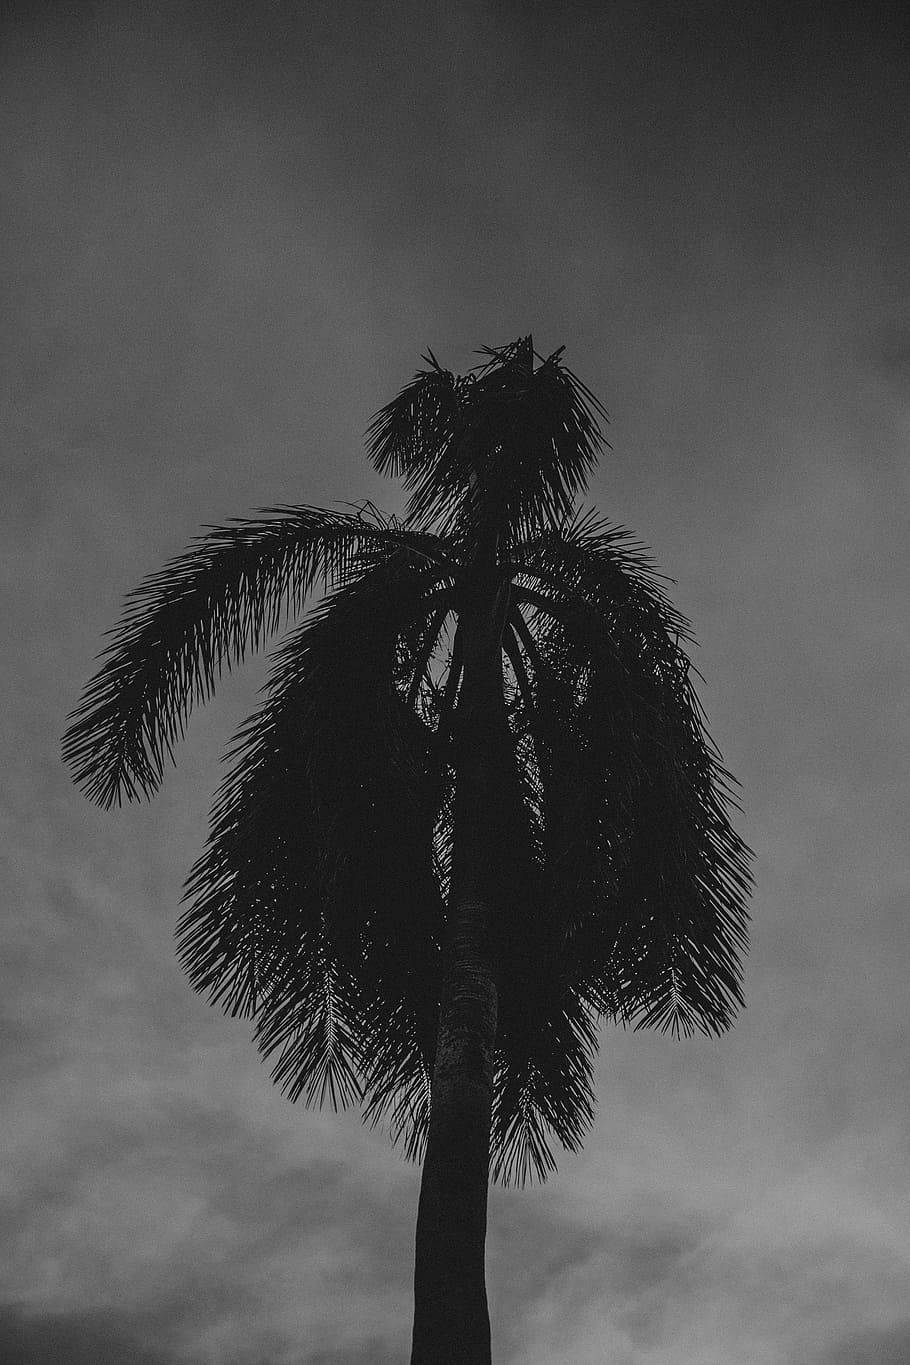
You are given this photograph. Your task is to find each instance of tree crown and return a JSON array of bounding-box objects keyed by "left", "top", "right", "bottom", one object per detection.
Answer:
[{"left": 63, "top": 339, "right": 751, "bottom": 1184}]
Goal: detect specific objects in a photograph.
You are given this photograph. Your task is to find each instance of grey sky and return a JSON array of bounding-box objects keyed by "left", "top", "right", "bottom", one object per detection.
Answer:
[{"left": 3, "top": 2, "right": 909, "bottom": 1362}]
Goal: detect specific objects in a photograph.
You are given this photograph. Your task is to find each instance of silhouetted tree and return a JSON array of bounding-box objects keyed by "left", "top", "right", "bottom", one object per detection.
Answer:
[{"left": 63, "top": 338, "right": 751, "bottom": 1365}]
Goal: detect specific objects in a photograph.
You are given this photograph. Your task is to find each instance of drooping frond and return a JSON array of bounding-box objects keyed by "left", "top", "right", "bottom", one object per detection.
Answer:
[
  {"left": 177, "top": 550, "right": 450, "bottom": 1117},
  {"left": 358, "top": 995, "right": 435, "bottom": 1163},
  {"left": 367, "top": 339, "right": 610, "bottom": 546},
  {"left": 503, "top": 517, "right": 752, "bottom": 1040},
  {"left": 62, "top": 506, "right": 450, "bottom": 808},
  {"left": 491, "top": 980, "right": 599, "bottom": 1186},
  {"left": 366, "top": 354, "right": 467, "bottom": 483},
  {"left": 511, "top": 507, "right": 692, "bottom": 645},
  {"left": 254, "top": 940, "right": 365, "bottom": 1110}
]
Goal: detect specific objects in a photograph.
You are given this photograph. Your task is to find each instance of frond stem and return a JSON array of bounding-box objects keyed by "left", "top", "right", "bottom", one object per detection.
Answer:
[{"left": 407, "top": 594, "right": 455, "bottom": 709}]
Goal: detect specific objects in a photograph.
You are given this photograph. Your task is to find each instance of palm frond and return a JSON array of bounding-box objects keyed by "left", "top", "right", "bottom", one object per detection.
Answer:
[
  {"left": 177, "top": 551, "right": 449, "bottom": 1112},
  {"left": 367, "top": 340, "right": 610, "bottom": 547},
  {"left": 62, "top": 506, "right": 450, "bottom": 808},
  {"left": 491, "top": 982, "right": 598, "bottom": 1186},
  {"left": 254, "top": 939, "right": 365, "bottom": 1110},
  {"left": 359, "top": 995, "right": 435, "bottom": 1163},
  {"left": 512, "top": 508, "right": 691, "bottom": 643},
  {"left": 502, "top": 520, "right": 753, "bottom": 1039},
  {"left": 366, "top": 354, "right": 467, "bottom": 482}
]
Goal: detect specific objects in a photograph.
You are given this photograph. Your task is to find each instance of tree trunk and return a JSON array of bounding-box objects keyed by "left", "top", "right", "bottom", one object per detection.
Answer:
[
  {"left": 409, "top": 898, "right": 497, "bottom": 1365},
  {"left": 409, "top": 575, "right": 513, "bottom": 1365}
]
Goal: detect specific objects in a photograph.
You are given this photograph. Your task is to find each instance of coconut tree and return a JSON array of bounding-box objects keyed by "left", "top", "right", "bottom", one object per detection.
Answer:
[{"left": 63, "top": 337, "right": 751, "bottom": 1365}]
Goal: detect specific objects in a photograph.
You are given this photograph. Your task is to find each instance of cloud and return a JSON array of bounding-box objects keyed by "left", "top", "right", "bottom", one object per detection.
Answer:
[
  {"left": 820, "top": 1319, "right": 910, "bottom": 1365},
  {"left": 480, "top": 1104, "right": 910, "bottom": 1365},
  {"left": 0, "top": 1304, "right": 176, "bottom": 1365},
  {"left": 2, "top": 2, "right": 909, "bottom": 1363},
  {"left": 306, "top": 1345, "right": 399, "bottom": 1365},
  {"left": 488, "top": 1199, "right": 704, "bottom": 1364},
  {"left": 0, "top": 1300, "right": 407, "bottom": 1365},
  {"left": 865, "top": 321, "right": 910, "bottom": 385},
  {"left": 1, "top": 1088, "right": 415, "bottom": 1362}
]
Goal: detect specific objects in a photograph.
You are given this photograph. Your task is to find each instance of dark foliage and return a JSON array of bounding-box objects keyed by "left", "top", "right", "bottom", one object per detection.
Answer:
[{"left": 64, "top": 338, "right": 752, "bottom": 1184}]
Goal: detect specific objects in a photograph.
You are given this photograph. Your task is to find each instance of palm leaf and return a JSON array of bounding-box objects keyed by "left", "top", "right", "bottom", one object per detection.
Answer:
[
  {"left": 504, "top": 519, "right": 752, "bottom": 1038},
  {"left": 491, "top": 984, "right": 598, "bottom": 1186},
  {"left": 177, "top": 551, "right": 450, "bottom": 1115},
  {"left": 62, "top": 506, "right": 449, "bottom": 808},
  {"left": 367, "top": 340, "right": 610, "bottom": 547}
]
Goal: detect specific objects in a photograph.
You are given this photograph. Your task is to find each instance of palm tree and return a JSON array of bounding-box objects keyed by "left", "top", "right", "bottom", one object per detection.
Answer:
[{"left": 63, "top": 337, "right": 751, "bottom": 1365}]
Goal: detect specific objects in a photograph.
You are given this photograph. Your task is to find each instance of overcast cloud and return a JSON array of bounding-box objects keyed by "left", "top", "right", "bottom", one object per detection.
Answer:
[{"left": 2, "top": 2, "right": 909, "bottom": 1361}]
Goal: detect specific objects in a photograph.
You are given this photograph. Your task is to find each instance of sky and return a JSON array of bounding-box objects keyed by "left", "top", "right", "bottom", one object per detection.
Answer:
[{"left": 2, "top": 1, "right": 909, "bottom": 1361}]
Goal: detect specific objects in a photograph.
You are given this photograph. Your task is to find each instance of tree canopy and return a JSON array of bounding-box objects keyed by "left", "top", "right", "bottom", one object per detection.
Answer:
[{"left": 63, "top": 338, "right": 751, "bottom": 1188}]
